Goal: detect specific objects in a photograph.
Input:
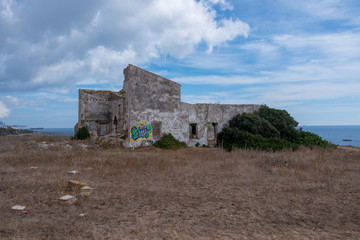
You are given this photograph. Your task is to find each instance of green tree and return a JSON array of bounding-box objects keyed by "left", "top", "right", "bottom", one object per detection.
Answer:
[
  {"left": 218, "top": 105, "right": 331, "bottom": 151},
  {"left": 256, "top": 105, "right": 299, "bottom": 142}
]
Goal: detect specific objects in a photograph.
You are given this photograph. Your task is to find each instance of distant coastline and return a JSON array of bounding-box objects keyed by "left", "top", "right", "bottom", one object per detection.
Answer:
[
  {"left": 0, "top": 127, "right": 37, "bottom": 136},
  {"left": 2, "top": 125, "right": 359, "bottom": 148}
]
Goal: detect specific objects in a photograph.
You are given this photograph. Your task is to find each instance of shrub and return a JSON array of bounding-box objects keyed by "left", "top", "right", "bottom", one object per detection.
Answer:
[
  {"left": 256, "top": 105, "right": 299, "bottom": 142},
  {"left": 154, "top": 133, "right": 186, "bottom": 149},
  {"left": 297, "top": 130, "right": 332, "bottom": 148},
  {"left": 229, "top": 113, "right": 280, "bottom": 138},
  {"left": 218, "top": 127, "right": 298, "bottom": 152},
  {"left": 218, "top": 105, "right": 331, "bottom": 152},
  {"left": 73, "top": 126, "right": 90, "bottom": 140}
]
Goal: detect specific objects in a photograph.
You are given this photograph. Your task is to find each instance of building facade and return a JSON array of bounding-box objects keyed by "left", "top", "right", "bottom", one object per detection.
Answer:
[{"left": 75, "top": 64, "right": 261, "bottom": 147}]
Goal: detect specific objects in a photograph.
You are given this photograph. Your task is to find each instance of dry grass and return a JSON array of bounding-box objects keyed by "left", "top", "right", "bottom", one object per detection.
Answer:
[{"left": 1, "top": 136, "right": 360, "bottom": 239}]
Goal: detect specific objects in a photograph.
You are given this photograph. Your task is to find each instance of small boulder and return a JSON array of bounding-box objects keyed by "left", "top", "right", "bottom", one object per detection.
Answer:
[
  {"left": 80, "top": 186, "right": 93, "bottom": 197},
  {"left": 59, "top": 195, "right": 77, "bottom": 204},
  {"left": 12, "top": 205, "right": 26, "bottom": 211}
]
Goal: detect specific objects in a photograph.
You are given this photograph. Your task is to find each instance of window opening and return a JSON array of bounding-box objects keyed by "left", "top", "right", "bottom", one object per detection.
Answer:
[
  {"left": 100, "top": 124, "right": 107, "bottom": 136},
  {"left": 190, "top": 123, "right": 197, "bottom": 139},
  {"left": 152, "top": 121, "right": 162, "bottom": 139}
]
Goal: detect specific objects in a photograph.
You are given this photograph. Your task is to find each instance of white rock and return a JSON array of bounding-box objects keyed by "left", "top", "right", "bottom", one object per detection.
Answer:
[
  {"left": 80, "top": 186, "right": 93, "bottom": 196},
  {"left": 65, "top": 144, "right": 73, "bottom": 150},
  {"left": 12, "top": 205, "right": 26, "bottom": 210},
  {"left": 68, "top": 170, "right": 79, "bottom": 174},
  {"left": 59, "top": 195, "right": 76, "bottom": 201}
]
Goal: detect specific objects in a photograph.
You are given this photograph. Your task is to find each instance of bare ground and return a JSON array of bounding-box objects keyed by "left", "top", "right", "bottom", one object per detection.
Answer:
[{"left": 1, "top": 136, "right": 359, "bottom": 239}]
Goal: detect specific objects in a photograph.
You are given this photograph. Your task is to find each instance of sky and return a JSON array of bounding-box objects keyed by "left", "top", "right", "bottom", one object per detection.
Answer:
[{"left": 0, "top": 0, "right": 360, "bottom": 128}]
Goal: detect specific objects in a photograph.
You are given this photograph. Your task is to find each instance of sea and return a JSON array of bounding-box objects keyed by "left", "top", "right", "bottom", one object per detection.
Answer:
[
  {"left": 29, "top": 126, "right": 360, "bottom": 147},
  {"left": 30, "top": 128, "right": 74, "bottom": 137},
  {"left": 299, "top": 125, "right": 360, "bottom": 147}
]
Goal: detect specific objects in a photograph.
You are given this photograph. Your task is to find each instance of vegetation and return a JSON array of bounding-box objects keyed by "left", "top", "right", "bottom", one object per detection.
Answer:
[
  {"left": 0, "top": 127, "right": 35, "bottom": 136},
  {"left": 1, "top": 136, "right": 359, "bottom": 239},
  {"left": 154, "top": 133, "right": 186, "bottom": 149},
  {"left": 72, "top": 126, "right": 90, "bottom": 140},
  {"left": 218, "top": 105, "right": 332, "bottom": 151}
]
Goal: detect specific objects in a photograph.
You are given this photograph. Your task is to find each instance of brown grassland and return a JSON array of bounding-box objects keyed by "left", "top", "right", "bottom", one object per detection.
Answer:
[{"left": 1, "top": 136, "right": 360, "bottom": 239}]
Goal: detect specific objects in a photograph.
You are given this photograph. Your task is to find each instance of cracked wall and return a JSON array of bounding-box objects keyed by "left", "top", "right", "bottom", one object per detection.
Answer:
[{"left": 76, "top": 64, "right": 261, "bottom": 147}]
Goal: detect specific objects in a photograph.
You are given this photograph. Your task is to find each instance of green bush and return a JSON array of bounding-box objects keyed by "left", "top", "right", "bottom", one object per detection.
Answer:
[
  {"left": 297, "top": 130, "right": 332, "bottom": 148},
  {"left": 256, "top": 105, "right": 299, "bottom": 142},
  {"left": 218, "top": 105, "right": 331, "bottom": 152},
  {"left": 73, "top": 126, "right": 90, "bottom": 140},
  {"left": 229, "top": 113, "right": 280, "bottom": 138},
  {"left": 154, "top": 133, "right": 186, "bottom": 149},
  {"left": 218, "top": 127, "right": 298, "bottom": 152}
]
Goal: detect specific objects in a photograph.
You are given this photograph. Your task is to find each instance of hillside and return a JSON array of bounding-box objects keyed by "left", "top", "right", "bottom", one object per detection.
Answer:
[{"left": 0, "top": 127, "right": 36, "bottom": 136}]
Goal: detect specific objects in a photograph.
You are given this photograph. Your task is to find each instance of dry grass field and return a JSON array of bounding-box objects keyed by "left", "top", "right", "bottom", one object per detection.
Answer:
[{"left": 1, "top": 136, "right": 360, "bottom": 239}]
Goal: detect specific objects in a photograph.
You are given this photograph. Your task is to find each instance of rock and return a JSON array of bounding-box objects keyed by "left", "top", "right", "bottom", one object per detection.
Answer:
[
  {"left": 59, "top": 195, "right": 77, "bottom": 204},
  {"left": 80, "top": 186, "right": 93, "bottom": 197},
  {"left": 65, "top": 144, "right": 73, "bottom": 150},
  {"left": 79, "top": 144, "right": 88, "bottom": 149},
  {"left": 68, "top": 170, "right": 79, "bottom": 174},
  {"left": 12, "top": 205, "right": 26, "bottom": 210},
  {"left": 68, "top": 180, "right": 88, "bottom": 191}
]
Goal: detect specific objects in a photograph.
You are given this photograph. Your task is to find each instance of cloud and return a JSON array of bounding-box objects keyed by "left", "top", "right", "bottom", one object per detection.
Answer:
[
  {"left": 0, "top": 0, "right": 17, "bottom": 22},
  {"left": 174, "top": 75, "right": 268, "bottom": 85},
  {"left": 281, "top": 0, "right": 351, "bottom": 20},
  {"left": 174, "top": 29, "right": 360, "bottom": 108},
  {"left": 0, "top": 0, "right": 249, "bottom": 92},
  {"left": 203, "top": 0, "right": 234, "bottom": 11},
  {"left": 0, "top": 101, "right": 10, "bottom": 118}
]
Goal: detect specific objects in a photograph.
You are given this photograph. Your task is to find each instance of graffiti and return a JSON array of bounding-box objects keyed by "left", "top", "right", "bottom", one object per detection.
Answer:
[
  {"left": 141, "top": 139, "right": 154, "bottom": 146},
  {"left": 130, "top": 122, "right": 152, "bottom": 142}
]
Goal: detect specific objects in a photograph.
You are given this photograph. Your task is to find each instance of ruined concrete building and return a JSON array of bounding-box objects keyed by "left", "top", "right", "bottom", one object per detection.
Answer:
[{"left": 75, "top": 64, "right": 261, "bottom": 147}]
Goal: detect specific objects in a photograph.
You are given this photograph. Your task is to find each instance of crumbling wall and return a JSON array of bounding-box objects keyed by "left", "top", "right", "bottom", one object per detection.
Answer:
[
  {"left": 181, "top": 103, "right": 261, "bottom": 146},
  {"left": 77, "top": 89, "right": 124, "bottom": 137},
  {"left": 76, "top": 64, "right": 261, "bottom": 148},
  {"left": 123, "top": 65, "right": 185, "bottom": 147}
]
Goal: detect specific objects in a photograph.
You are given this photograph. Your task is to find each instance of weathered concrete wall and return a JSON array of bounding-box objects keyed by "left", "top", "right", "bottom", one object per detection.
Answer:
[
  {"left": 181, "top": 103, "right": 261, "bottom": 146},
  {"left": 123, "top": 65, "right": 184, "bottom": 147},
  {"left": 77, "top": 89, "right": 124, "bottom": 137},
  {"left": 76, "top": 64, "right": 261, "bottom": 147}
]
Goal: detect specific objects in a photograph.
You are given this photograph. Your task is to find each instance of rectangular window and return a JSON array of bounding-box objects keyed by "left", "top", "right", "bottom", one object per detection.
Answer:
[
  {"left": 100, "top": 124, "right": 107, "bottom": 136},
  {"left": 190, "top": 123, "right": 197, "bottom": 139},
  {"left": 152, "top": 121, "right": 162, "bottom": 140}
]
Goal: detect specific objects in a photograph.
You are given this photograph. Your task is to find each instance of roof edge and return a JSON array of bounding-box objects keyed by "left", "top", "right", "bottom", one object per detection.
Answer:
[{"left": 128, "top": 64, "right": 181, "bottom": 86}]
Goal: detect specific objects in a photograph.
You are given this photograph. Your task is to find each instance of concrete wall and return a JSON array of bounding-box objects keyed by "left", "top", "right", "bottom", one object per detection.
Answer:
[
  {"left": 123, "top": 64, "right": 184, "bottom": 147},
  {"left": 181, "top": 103, "right": 261, "bottom": 146},
  {"left": 76, "top": 64, "right": 261, "bottom": 147},
  {"left": 77, "top": 89, "right": 125, "bottom": 137}
]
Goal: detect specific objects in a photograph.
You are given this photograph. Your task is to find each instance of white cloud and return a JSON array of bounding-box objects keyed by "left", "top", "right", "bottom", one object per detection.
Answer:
[
  {"left": 0, "top": 101, "right": 10, "bottom": 118},
  {"left": 281, "top": 0, "right": 349, "bottom": 20},
  {"left": 0, "top": 0, "right": 249, "bottom": 92},
  {"left": 5, "top": 96, "right": 19, "bottom": 105},
  {"left": 203, "top": 0, "right": 234, "bottom": 11},
  {"left": 174, "top": 75, "right": 268, "bottom": 85},
  {"left": 0, "top": 0, "right": 17, "bottom": 22}
]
